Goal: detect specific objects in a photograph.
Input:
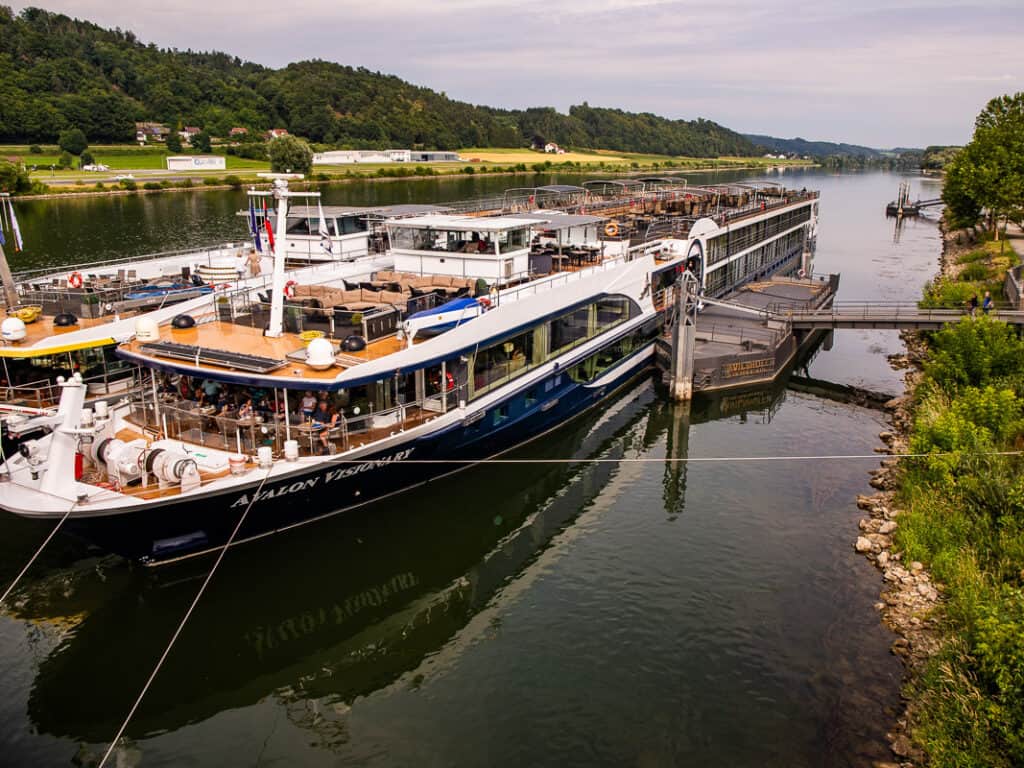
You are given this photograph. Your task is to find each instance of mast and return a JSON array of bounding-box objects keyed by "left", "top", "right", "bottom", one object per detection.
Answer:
[
  {"left": 0, "top": 193, "right": 21, "bottom": 310},
  {"left": 251, "top": 174, "right": 319, "bottom": 338}
]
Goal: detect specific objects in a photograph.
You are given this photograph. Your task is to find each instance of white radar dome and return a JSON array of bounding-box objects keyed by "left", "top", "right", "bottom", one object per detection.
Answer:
[
  {"left": 1, "top": 317, "right": 27, "bottom": 342},
  {"left": 305, "top": 337, "right": 336, "bottom": 370},
  {"left": 135, "top": 317, "right": 160, "bottom": 342}
]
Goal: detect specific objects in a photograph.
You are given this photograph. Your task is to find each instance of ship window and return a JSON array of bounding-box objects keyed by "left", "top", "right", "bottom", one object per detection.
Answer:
[
  {"left": 471, "top": 328, "right": 535, "bottom": 396},
  {"left": 493, "top": 404, "right": 509, "bottom": 426},
  {"left": 549, "top": 305, "right": 591, "bottom": 354}
]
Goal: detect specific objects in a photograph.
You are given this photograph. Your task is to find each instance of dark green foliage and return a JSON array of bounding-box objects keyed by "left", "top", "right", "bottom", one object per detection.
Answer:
[
  {"left": 899, "top": 312, "right": 1024, "bottom": 766},
  {"left": 201, "top": 176, "right": 221, "bottom": 186},
  {"left": 79, "top": 149, "right": 94, "bottom": 167},
  {"left": 959, "top": 262, "right": 989, "bottom": 281},
  {"left": 57, "top": 150, "right": 72, "bottom": 168},
  {"left": 142, "top": 181, "right": 161, "bottom": 190},
  {"left": 924, "top": 317, "right": 1024, "bottom": 392},
  {"left": 119, "top": 178, "right": 136, "bottom": 190},
  {"left": 57, "top": 127, "right": 87, "bottom": 155},
  {"left": 942, "top": 93, "right": 1024, "bottom": 230},
  {"left": 28, "top": 143, "right": 41, "bottom": 153},
  {"left": 0, "top": 7, "right": 757, "bottom": 156},
  {"left": 0, "top": 159, "right": 31, "bottom": 192},
  {"left": 224, "top": 174, "right": 241, "bottom": 189},
  {"left": 191, "top": 130, "right": 211, "bottom": 153},
  {"left": 165, "top": 131, "right": 182, "bottom": 153},
  {"left": 268, "top": 135, "right": 312, "bottom": 174}
]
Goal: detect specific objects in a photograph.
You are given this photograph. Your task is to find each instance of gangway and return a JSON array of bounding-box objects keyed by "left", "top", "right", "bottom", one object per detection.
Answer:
[{"left": 771, "top": 302, "right": 1024, "bottom": 330}]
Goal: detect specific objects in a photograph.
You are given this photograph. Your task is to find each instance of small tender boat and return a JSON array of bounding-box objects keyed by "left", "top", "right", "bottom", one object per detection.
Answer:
[
  {"left": 404, "top": 296, "right": 488, "bottom": 341},
  {"left": 124, "top": 280, "right": 214, "bottom": 302}
]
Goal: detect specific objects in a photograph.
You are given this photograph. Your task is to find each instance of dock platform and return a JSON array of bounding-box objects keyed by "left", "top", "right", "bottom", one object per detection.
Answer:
[{"left": 656, "top": 275, "right": 838, "bottom": 394}]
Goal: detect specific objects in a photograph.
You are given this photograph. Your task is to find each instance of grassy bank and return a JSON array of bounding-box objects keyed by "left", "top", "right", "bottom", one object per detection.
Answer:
[
  {"left": 2, "top": 144, "right": 812, "bottom": 197},
  {"left": 894, "top": 232, "right": 1024, "bottom": 766}
]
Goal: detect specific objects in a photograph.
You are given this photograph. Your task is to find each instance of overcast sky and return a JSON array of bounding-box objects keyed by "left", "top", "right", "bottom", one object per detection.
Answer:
[{"left": 10, "top": 0, "right": 1023, "bottom": 147}]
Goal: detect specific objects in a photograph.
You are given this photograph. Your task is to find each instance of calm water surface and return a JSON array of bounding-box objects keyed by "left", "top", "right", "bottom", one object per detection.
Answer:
[{"left": 0, "top": 170, "right": 940, "bottom": 766}]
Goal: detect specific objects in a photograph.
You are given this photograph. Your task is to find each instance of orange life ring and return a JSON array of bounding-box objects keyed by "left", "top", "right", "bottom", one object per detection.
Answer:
[
  {"left": 604, "top": 222, "right": 619, "bottom": 237},
  {"left": 445, "top": 371, "right": 455, "bottom": 391},
  {"left": 284, "top": 280, "right": 298, "bottom": 299},
  {"left": 477, "top": 296, "right": 492, "bottom": 310},
  {"left": 67, "top": 271, "right": 84, "bottom": 289}
]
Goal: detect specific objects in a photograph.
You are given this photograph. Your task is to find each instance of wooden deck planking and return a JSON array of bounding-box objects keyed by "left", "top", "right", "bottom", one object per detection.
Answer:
[{"left": 122, "top": 321, "right": 410, "bottom": 381}]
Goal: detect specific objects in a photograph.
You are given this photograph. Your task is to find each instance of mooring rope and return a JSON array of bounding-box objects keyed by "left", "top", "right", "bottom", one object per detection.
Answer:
[
  {"left": 97, "top": 466, "right": 274, "bottom": 768},
  {"left": 0, "top": 501, "right": 76, "bottom": 608}
]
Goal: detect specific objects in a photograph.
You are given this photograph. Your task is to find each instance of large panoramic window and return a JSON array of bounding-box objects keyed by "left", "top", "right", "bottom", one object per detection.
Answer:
[{"left": 472, "top": 328, "right": 535, "bottom": 395}]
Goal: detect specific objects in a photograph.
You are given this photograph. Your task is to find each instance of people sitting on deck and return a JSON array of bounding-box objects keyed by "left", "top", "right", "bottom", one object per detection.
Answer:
[
  {"left": 237, "top": 397, "right": 254, "bottom": 420},
  {"left": 311, "top": 401, "right": 340, "bottom": 454},
  {"left": 190, "top": 387, "right": 207, "bottom": 407},
  {"left": 300, "top": 391, "right": 318, "bottom": 421}
]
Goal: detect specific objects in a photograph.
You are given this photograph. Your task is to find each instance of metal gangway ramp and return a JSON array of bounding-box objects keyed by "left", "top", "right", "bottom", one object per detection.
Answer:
[{"left": 772, "top": 302, "right": 1024, "bottom": 331}]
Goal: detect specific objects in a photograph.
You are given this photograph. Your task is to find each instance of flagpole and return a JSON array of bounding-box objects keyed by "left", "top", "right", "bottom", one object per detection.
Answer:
[{"left": 0, "top": 194, "right": 21, "bottom": 310}]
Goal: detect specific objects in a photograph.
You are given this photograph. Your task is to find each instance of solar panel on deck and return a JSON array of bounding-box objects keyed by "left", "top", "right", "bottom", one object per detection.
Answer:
[{"left": 140, "top": 341, "right": 286, "bottom": 373}]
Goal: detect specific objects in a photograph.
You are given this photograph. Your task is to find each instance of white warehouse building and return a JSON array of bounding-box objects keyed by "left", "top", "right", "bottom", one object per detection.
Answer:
[
  {"left": 313, "top": 149, "right": 412, "bottom": 165},
  {"left": 166, "top": 155, "right": 227, "bottom": 171}
]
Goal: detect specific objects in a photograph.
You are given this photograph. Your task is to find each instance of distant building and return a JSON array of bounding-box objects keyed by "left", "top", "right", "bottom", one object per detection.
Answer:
[
  {"left": 266, "top": 128, "right": 290, "bottom": 140},
  {"left": 410, "top": 151, "right": 462, "bottom": 162},
  {"left": 313, "top": 149, "right": 412, "bottom": 164},
  {"left": 166, "top": 155, "right": 226, "bottom": 172},
  {"left": 135, "top": 122, "right": 170, "bottom": 143},
  {"left": 180, "top": 126, "right": 202, "bottom": 142},
  {"left": 312, "top": 149, "right": 462, "bottom": 165},
  {"left": 229, "top": 127, "right": 248, "bottom": 137}
]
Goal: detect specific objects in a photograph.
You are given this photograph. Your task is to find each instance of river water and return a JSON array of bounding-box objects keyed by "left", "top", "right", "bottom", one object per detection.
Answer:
[{"left": 0, "top": 170, "right": 942, "bottom": 767}]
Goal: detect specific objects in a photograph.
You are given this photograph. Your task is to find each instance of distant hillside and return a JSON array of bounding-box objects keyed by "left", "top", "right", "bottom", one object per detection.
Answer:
[
  {"left": 0, "top": 6, "right": 755, "bottom": 157},
  {"left": 744, "top": 134, "right": 883, "bottom": 158}
]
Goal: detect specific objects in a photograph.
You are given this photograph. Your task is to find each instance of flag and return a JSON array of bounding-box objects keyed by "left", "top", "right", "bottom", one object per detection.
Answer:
[
  {"left": 8, "top": 200, "right": 22, "bottom": 252},
  {"left": 248, "top": 198, "right": 262, "bottom": 253},
  {"left": 317, "top": 202, "right": 333, "bottom": 256},
  {"left": 262, "top": 200, "right": 275, "bottom": 253}
]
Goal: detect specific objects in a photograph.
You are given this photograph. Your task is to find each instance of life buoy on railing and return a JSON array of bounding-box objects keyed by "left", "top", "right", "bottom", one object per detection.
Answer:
[
  {"left": 604, "top": 222, "right": 619, "bottom": 237},
  {"left": 797, "top": 268, "right": 807, "bottom": 279},
  {"left": 67, "top": 271, "right": 84, "bottom": 289},
  {"left": 284, "top": 280, "right": 298, "bottom": 299},
  {"left": 445, "top": 371, "right": 455, "bottom": 391},
  {"left": 477, "top": 296, "right": 492, "bottom": 310}
]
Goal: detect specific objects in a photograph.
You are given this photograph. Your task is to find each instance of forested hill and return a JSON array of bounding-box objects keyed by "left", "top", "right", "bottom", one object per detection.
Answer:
[
  {"left": 744, "top": 134, "right": 883, "bottom": 158},
  {"left": 0, "top": 6, "right": 756, "bottom": 156}
]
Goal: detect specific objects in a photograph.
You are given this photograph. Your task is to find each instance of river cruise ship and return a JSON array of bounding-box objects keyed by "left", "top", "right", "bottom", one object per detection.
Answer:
[{"left": 0, "top": 178, "right": 819, "bottom": 563}]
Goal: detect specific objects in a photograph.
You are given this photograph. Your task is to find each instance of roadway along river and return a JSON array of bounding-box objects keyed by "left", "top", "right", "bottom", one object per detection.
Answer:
[{"left": 0, "top": 169, "right": 941, "bottom": 766}]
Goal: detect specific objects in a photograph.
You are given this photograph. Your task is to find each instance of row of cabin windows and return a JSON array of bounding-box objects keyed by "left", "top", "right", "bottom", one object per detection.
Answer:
[
  {"left": 469, "top": 295, "right": 637, "bottom": 399},
  {"left": 484, "top": 326, "right": 655, "bottom": 428},
  {"left": 285, "top": 216, "right": 368, "bottom": 237},
  {"left": 706, "top": 206, "right": 812, "bottom": 266},
  {"left": 704, "top": 229, "right": 806, "bottom": 295},
  {"left": 389, "top": 227, "right": 530, "bottom": 253}
]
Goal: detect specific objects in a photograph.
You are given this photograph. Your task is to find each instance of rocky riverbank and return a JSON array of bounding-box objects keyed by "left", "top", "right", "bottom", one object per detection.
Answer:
[{"left": 855, "top": 219, "right": 978, "bottom": 768}]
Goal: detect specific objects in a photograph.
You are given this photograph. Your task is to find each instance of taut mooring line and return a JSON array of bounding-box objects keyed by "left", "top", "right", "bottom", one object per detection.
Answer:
[{"left": 0, "top": 502, "right": 76, "bottom": 608}]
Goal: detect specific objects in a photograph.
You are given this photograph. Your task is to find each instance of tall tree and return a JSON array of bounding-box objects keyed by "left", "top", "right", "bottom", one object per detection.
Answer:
[
  {"left": 943, "top": 93, "right": 1024, "bottom": 231},
  {"left": 268, "top": 134, "right": 313, "bottom": 175}
]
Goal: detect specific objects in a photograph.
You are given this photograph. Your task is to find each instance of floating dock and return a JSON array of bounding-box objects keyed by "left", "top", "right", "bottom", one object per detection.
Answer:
[{"left": 656, "top": 274, "right": 839, "bottom": 394}]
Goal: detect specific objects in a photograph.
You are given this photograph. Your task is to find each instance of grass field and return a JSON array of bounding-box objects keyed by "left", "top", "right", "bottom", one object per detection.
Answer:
[{"left": 3, "top": 143, "right": 814, "bottom": 195}]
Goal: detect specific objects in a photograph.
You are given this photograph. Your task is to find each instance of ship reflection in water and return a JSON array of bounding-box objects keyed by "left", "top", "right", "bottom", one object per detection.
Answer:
[
  {"left": 8, "top": 372, "right": 781, "bottom": 747},
  {"left": 6, "top": 329, "right": 900, "bottom": 768}
]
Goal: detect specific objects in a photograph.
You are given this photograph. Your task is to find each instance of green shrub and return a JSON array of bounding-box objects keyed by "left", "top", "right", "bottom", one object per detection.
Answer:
[
  {"left": 202, "top": 176, "right": 222, "bottom": 186},
  {"left": 959, "top": 262, "right": 990, "bottom": 281},
  {"left": 924, "top": 317, "right": 1024, "bottom": 392},
  {"left": 119, "top": 179, "right": 137, "bottom": 191},
  {"left": 143, "top": 181, "right": 162, "bottom": 190},
  {"left": 28, "top": 144, "right": 42, "bottom": 154},
  {"left": 224, "top": 174, "right": 243, "bottom": 189}
]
